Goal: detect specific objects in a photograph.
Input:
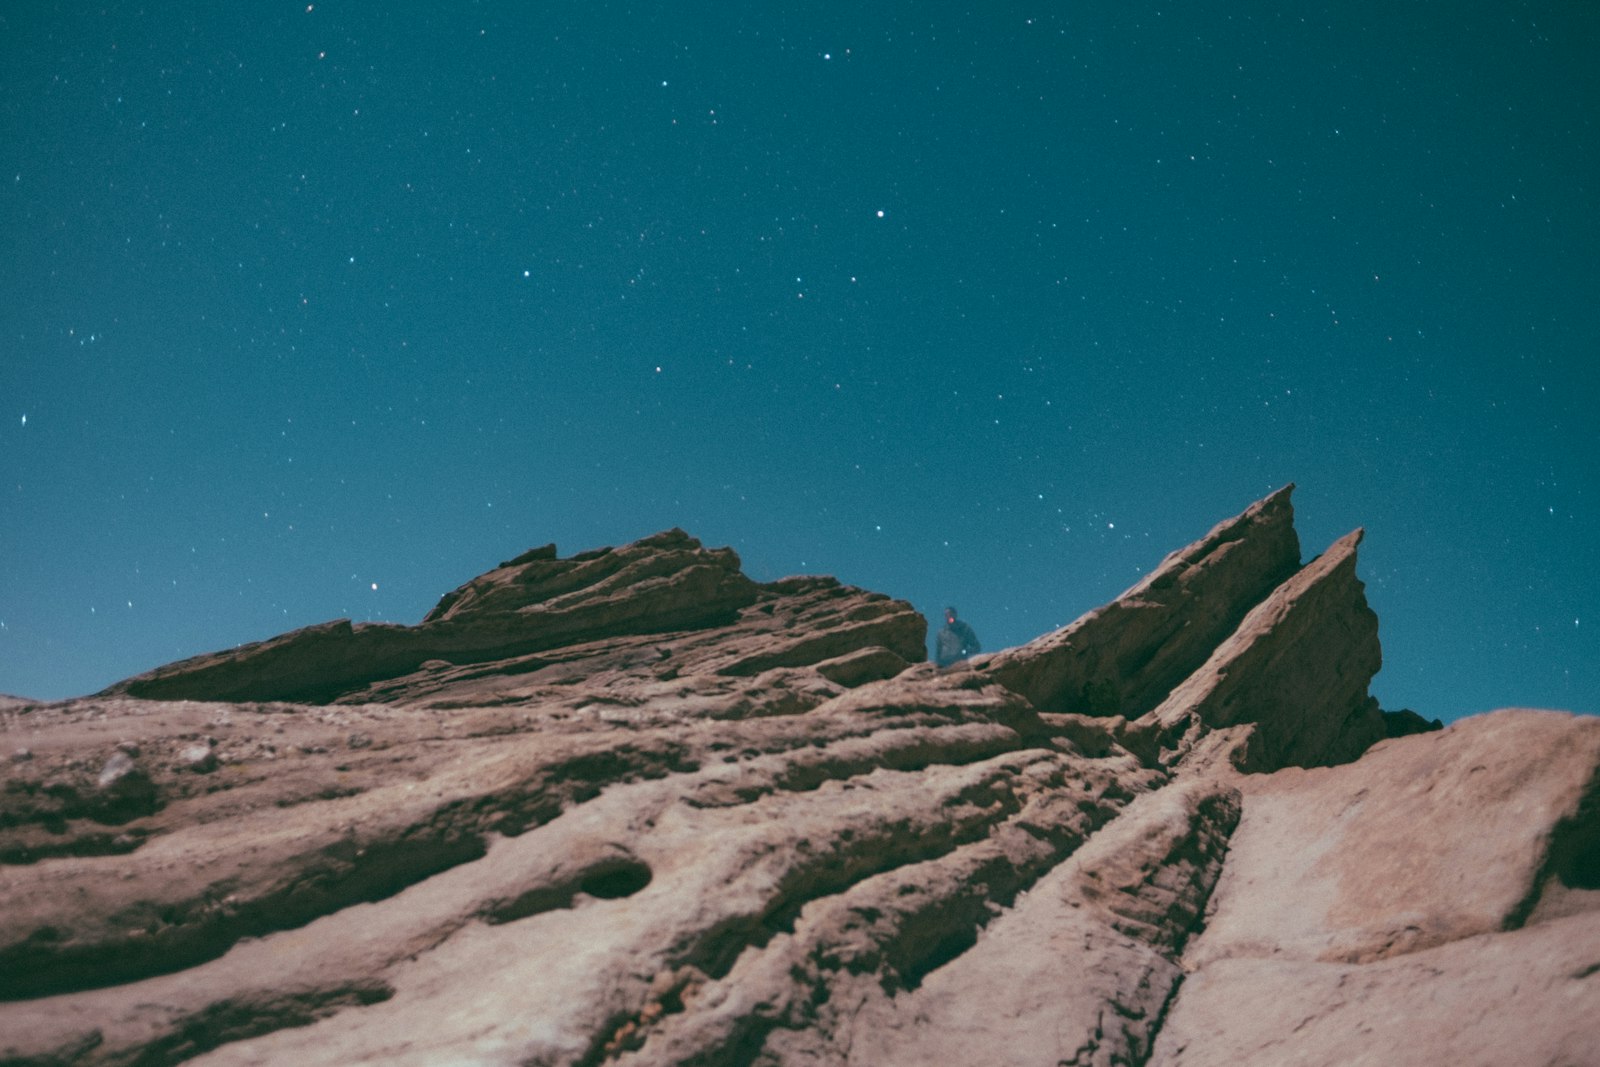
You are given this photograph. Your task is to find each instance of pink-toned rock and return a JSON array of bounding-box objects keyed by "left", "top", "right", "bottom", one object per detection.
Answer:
[
  {"left": 837, "top": 780, "right": 1240, "bottom": 1067},
  {"left": 1152, "top": 709, "right": 1600, "bottom": 1066},
  {"left": 9, "top": 488, "right": 1588, "bottom": 1067},
  {"left": 981, "top": 484, "right": 1300, "bottom": 717},
  {"left": 1152, "top": 912, "right": 1600, "bottom": 1067},
  {"left": 106, "top": 530, "right": 766, "bottom": 704},
  {"left": 104, "top": 533, "right": 925, "bottom": 711},
  {"left": 1133, "top": 526, "right": 1384, "bottom": 772},
  {"left": 335, "top": 573, "right": 925, "bottom": 715},
  {"left": 1187, "top": 709, "right": 1600, "bottom": 967},
  {"left": 421, "top": 529, "right": 746, "bottom": 625}
]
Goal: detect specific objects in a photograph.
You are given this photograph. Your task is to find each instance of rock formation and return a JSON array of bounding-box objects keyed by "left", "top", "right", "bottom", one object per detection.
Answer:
[{"left": 2, "top": 484, "right": 1595, "bottom": 1065}]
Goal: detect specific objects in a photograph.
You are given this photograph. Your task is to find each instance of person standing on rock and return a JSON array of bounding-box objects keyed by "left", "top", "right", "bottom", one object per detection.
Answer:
[{"left": 935, "top": 607, "right": 981, "bottom": 667}]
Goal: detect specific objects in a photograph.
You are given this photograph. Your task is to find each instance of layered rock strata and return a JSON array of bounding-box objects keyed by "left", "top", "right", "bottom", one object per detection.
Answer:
[
  {"left": 980, "top": 484, "right": 1302, "bottom": 718},
  {"left": 2, "top": 485, "right": 1595, "bottom": 1065}
]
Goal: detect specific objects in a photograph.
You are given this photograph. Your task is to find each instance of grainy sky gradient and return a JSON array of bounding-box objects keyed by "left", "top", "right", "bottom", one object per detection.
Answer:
[{"left": 4, "top": 2, "right": 1596, "bottom": 722}]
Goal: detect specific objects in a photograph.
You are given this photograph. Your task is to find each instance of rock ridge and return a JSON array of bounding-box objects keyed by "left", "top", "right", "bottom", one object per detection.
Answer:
[
  {"left": 981, "top": 483, "right": 1301, "bottom": 718},
  {"left": 102, "top": 531, "right": 931, "bottom": 711},
  {"left": 3, "top": 486, "right": 1595, "bottom": 1065}
]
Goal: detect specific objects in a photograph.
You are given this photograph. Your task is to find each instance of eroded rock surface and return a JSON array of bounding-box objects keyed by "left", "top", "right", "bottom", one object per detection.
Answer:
[
  {"left": 3, "top": 486, "right": 1595, "bottom": 1066},
  {"left": 1153, "top": 709, "right": 1600, "bottom": 1066},
  {"left": 979, "top": 484, "right": 1301, "bottom": 718}
]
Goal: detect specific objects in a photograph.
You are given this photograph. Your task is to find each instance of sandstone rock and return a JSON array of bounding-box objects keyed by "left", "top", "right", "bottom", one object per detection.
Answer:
[
  {"left": 1184, "top": 709, "right": 1600, "bottom": 968},
  {"left": 813, "top": 646, "right": 913, "bottom": 689},
  {"left": 981, "top": 483, "right": 1300, "bottom": 717},
  {"left": 104, "top": 529, "right": 766, "bottom": 704},
  {"left": 1, "top": 488, "right": 1592, "bottom": 1066},
  {"left": 1151, "top": 912, "right": 1600, "bottom": 1067},
  {"left": 103, "top": 533, "right": 924, "bottom": 712},
  {"left": 1152, "top": 709, "right": 1600, "bottom": 1066},
  {"left": 1132, "top": 526, "right": 1384, "bottom": 773},
  {"left": 837, "top": 779, "right": 1240, "bottom": 1067}
]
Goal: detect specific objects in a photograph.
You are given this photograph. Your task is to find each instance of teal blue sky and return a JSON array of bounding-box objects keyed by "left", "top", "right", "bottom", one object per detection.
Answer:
[{"left": 3, "top": 2, "right": 1596, "bottom": 721}]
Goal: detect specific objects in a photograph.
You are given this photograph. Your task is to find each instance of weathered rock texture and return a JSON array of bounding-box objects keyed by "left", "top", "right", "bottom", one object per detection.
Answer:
[
  {"left": 981, "top": 484, "right": 1302, "bottom": 719},
  {"left": 2, "top": 485, "right": 1596, "bottom": 1065},
  {"left": 1154, "top": 708, "right": 1600, "bottom": 1066}
]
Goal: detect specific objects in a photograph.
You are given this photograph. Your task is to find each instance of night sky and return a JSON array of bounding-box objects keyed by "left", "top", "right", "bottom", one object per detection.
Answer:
[{"left": 4, "top": 3, "right": 1596, "bottom": 723}]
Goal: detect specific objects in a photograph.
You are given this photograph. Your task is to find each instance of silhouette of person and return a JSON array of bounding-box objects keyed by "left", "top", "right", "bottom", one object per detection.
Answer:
[{"left": 935, "top": 606, "right": 981, "bottom": 667}]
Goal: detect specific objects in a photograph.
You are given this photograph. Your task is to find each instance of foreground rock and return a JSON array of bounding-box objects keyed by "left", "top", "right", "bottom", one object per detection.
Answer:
[
  {"left": 2, "top": 486, "right": 1595, "bottom": 1065},
  {"left": 1155, "top": 708, "right": 1600, "bottom": 1066}
]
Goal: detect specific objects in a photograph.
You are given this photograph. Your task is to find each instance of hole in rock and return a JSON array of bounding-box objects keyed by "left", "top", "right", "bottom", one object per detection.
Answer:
[
  {"left": 1553, "top": 803, "right": 1600, "bottom": 891},
  {"left": 898, "top": 925, "right": 980, "bottom": 991},
  {"left": 1517, "top": 775, "right": 1600, "bottom": 929},
  {"left": 581, "top": 858, "right": 653, "bottom": 899}
]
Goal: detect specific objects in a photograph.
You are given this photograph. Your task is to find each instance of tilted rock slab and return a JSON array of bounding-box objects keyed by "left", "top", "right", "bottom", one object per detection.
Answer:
[
  {"left": 1136, "top": 526, "right": 1385, "bottom": 773},
  {"left": 102, "top": 531, "right": 776, "bottom": 705},
  {"left": 1154, "top": 709, "right": 1600, "bottom": 1066},
  {"left": 980, "top": 484, "right": 1301, "bottom": 718},
  {"left": 3, "top": 486, "right": 1595, "bottom": 1065}
]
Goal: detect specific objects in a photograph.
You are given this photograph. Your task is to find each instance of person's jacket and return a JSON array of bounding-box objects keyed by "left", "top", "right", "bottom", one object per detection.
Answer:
[{"left": 935, "top": 620, "right": 980, "bottom": 666}]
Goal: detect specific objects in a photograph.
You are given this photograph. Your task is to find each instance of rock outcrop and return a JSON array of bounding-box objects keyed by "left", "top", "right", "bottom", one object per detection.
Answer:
[
  {"left": 3, "top": 485, "right": 1595, "bottom": 1065},
  {"left": 1154, "top": 708, "right": 1600, "bottom": 1066},
  {"left": 1134, "top": 526, "right": 1384, "bottom": 773},
  {"left": 980, "top": 484, "right": 1302, "bottom": 718}
]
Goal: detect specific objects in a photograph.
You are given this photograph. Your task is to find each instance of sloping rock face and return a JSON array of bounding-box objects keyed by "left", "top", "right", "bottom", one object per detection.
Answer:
[
  {"left": 3, "top": 487, "right": 1596, "bottom": 1066},
  {"left": 980, "top": 484, "right": 1301, "bottom": 718},
  {"left": 102, "top": 530, "right": 789, "bottom": 705},
  {"left": 1134, "top": 526, "right": 1384, "bottom": 773},
  {"left": 1154, "top": 709, "right": 1600, "bottom": 1066}
]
